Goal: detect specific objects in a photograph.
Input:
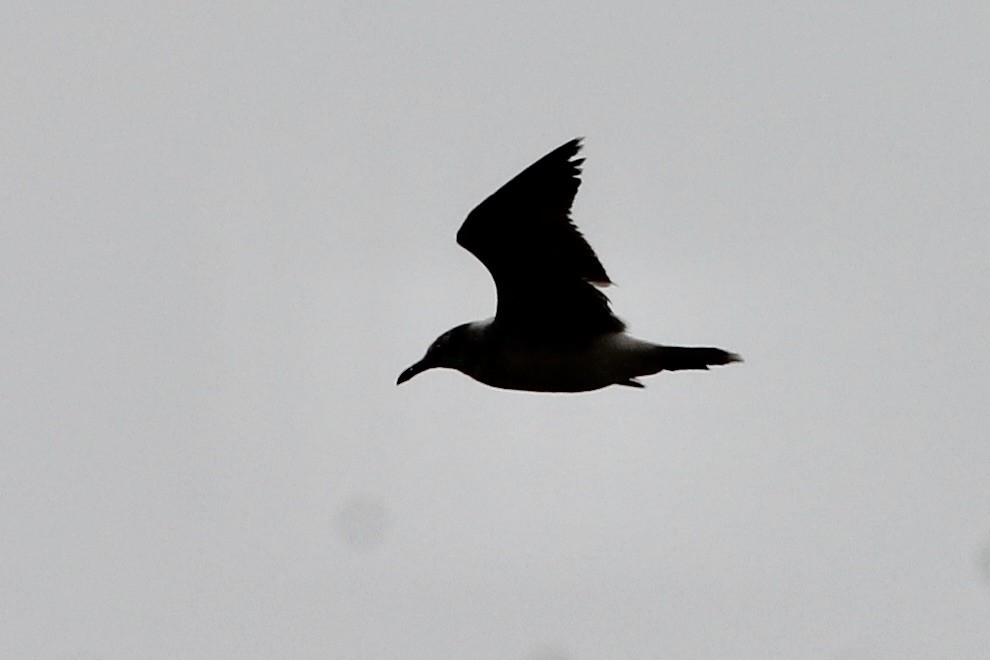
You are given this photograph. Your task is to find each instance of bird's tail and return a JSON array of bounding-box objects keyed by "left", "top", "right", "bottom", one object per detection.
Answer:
[{"left": 650, "top": 345, "right": 742, "bottom": 372}]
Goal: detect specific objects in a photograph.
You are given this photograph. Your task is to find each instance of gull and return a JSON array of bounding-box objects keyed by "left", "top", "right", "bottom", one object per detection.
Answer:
[{"left": 397, "top": 138, "right": 741, "bottom": 392}]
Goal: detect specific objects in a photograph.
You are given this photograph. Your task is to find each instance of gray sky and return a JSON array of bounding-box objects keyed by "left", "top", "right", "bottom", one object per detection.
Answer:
[{"left": 3, "top": 2, "right": 989, "bottom": 658}]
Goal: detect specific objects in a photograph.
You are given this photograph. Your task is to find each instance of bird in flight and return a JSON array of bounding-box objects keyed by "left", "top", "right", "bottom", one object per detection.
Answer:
[{"left": 397, "top": 138, "right": 741, "bottom": 392}]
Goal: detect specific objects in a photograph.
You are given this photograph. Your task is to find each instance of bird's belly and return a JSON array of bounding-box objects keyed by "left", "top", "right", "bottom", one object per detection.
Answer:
[{"left": 473, "top": 334, "right": 656, "bottom": 392}]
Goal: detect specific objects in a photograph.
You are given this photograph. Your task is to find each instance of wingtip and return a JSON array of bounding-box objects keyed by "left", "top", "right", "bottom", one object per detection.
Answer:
[{"left": 563, "top": 137, "right": 584, "bottom": 153}]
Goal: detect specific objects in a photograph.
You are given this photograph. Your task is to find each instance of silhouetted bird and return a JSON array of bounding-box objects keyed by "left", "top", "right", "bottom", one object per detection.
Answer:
[{"left": 397, "top": 139, "right": 741, "bottom": 392}]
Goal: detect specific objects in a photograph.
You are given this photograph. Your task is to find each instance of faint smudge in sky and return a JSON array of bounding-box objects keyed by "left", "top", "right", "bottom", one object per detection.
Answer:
[
  {"left": 979, "top": 543, "right": 990, "bottom": 584},
  {"left": 334, "top": 493, "right": 391, "bottom": 551}
]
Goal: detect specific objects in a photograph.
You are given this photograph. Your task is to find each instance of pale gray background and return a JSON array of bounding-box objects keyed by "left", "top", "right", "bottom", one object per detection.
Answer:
[{"left": 3, "top": 2, "right": 989, "bottom": 658}]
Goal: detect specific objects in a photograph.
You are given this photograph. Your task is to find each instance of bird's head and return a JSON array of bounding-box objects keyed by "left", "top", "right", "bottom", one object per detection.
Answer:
[{"left": 396, "top": 323, "right": 480, "bottom": 385}]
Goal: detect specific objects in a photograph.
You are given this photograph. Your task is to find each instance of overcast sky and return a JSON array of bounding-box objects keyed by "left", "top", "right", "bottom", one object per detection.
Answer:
[{"left": 3, "top": 2, "right": 989, "bottom": 658}]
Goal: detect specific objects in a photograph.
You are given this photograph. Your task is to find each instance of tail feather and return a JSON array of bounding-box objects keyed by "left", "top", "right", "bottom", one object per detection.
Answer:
[{"left": 652, "top": 346, "right": 742, "bottom": 372}]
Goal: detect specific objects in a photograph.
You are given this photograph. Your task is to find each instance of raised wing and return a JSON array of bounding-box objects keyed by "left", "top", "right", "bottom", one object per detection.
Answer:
[{"left": 456, "top": 139, "right": 625, "bottom": 338}]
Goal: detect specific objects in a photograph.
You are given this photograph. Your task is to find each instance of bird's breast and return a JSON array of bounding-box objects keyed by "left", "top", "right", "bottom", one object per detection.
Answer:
[{"left": 468, "top": 332, "right": 657, "bottom": 392}]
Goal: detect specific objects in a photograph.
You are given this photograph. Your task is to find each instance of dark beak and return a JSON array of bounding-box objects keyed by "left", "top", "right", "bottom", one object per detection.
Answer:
[{"left": 396, "top": 359, "right": 430, "bottom": 385}]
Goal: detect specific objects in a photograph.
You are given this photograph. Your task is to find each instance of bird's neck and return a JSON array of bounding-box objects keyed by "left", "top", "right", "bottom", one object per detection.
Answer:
[{"left": 451, "top": 319, "right": 494, "bottom": 374}]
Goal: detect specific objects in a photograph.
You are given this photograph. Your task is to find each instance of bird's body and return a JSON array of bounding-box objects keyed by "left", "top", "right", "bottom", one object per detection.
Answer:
[
  {"left": 427, "top": 320, "right": 732, "bottom": 392},
  {"left": 476, "top": 327, "right": 655, "bottom": 393},
  {"left": 398, "top": 139, "right": 740, "bottom": 392}
]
